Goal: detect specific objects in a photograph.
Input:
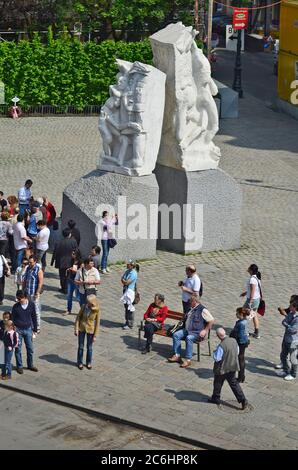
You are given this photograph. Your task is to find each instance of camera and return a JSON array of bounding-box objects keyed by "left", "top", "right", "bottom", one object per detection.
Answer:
[{"left": 178, "top": 281, "right": 184, "bottom": 287}]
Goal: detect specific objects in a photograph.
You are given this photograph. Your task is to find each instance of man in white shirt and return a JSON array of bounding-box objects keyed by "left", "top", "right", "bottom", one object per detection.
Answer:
[
  {"left": 75, "top": 258, "right": 101, "bottom": 307},
  {"left": 179, "top": 265, "right": 202, "bottom": 314},
  {"left": 12, "top": 214, "right": 32, "bottom": 272},
  {"left": 18, "top": 179, "right": 33, "bottom": 216},
  {"left": 35, "top": 220, "right": 50, "bottom": 271}
]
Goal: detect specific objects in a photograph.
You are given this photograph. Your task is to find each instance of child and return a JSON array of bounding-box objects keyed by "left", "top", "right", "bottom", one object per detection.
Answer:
[
  {"left": 14, "top": 258, "right": 29, "bottom": 291},
  {"left": 1, "top": 320, "right": 19, "bottom": 380},
  {"left": 276, "top": 296, "right": 298, "bottom": 381},
  {"left": 0, "top": 311, "right": 11, "bottom": 339},
  {"left": 230, "top": 307, "right": 250, "bottom": 383}
]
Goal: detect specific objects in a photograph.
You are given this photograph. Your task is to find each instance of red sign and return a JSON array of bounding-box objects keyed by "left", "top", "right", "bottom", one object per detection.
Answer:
[{"left": 233, "top": 8, "right": 249, "bottom": 30}]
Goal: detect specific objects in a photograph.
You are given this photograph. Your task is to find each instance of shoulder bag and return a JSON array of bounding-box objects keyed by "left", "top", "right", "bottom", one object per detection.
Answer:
[{"left": 256, "top": 278, "right": 266, "bottom": 316}]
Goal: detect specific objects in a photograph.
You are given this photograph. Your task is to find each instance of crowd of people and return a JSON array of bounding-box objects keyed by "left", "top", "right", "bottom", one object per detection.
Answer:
[{"left": 0, "top": 181, "right": 297, "bottom": 411}]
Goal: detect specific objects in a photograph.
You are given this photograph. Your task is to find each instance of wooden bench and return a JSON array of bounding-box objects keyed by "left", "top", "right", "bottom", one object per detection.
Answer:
[{"left": 138, "top": 310, "right": 211, "bottom": 361}]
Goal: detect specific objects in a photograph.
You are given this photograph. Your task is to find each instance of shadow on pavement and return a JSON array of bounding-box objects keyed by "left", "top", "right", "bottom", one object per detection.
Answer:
[
  {"left": 164, "top": 388, "right": 210, "bottom": 403},
  {"left": 245, "top": 357, "right": 276, "bottom": 377},
  {"left": 39, "top": 354, "right": 76, "bottom": 367},
  {"left": 42, "top": 316, "right": 74, "bottom": 327},
  {"left": 101, "top": 319, "right": 124, "bottom": 329}
]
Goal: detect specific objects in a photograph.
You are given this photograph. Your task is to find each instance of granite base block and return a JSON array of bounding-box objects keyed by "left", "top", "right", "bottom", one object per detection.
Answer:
[
  {"left": 62, "top": 170, "right": 159, "bottom": 262},
  {"left": 154, "top": 164, "right": 242, "bottom": 253}
]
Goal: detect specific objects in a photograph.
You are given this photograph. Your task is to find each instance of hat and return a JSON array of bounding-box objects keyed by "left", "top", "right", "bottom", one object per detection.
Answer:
[{"left": 202, "top": 310, "right": 214, "bottom": 323}]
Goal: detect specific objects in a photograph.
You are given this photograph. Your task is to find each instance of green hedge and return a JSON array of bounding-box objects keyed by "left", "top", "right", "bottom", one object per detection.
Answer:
[{"left": 0, "top": 34, "right": 153, "bottom": 108}]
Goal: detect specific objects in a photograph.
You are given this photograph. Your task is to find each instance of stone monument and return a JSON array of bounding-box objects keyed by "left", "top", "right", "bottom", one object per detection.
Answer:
[
  {"left": 62, "top": 60, "right": 166, "bottom": 260},
  {"left": 99, "top": 59, "right": 166, "bottom": 176},
  {"left": 150, "top": 23, "right": 242, "bottom": 253}
]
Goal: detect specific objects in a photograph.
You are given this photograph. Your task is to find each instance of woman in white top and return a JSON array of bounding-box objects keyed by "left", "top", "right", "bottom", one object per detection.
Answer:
[
  {"left": 240, "top": 264, "right": 262, "bottom": 339},
  {"left": 99, "top": 211, "right": 118, "bottom": 274}
]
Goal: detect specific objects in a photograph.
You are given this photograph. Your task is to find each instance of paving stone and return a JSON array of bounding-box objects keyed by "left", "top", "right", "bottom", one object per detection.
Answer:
[{"left": 0, "top": 76, "right": 298, "bottom": 449}]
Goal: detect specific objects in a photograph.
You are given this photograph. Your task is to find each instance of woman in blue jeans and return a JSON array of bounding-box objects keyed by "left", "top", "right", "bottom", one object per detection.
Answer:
[
  {"left": 64, "top": 249, "right": 82, "bottom": 316},
  {"left": 74, "top": 295, "right": 100, "bottom": 370},
  {"left": 99, "top": 211, "right": 118, "bottom": 274}
]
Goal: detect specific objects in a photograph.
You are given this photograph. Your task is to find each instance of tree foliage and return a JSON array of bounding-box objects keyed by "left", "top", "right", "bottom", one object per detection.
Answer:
[{"left": 0, "top": 0, "right": 195, "bottom": 40}]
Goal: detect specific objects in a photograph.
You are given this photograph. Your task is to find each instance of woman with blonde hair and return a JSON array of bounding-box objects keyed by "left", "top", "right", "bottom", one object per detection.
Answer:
[{"left": 74, "top": 295, "right": 100, "bottom": 370}]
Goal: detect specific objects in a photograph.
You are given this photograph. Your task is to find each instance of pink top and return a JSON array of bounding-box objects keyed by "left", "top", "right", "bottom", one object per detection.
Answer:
[{"left": 99, "top": 217, "right": 118, "bottom": 240}]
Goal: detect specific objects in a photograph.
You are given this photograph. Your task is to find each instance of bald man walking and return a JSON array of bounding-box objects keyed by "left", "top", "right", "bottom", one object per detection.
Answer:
[{"left": 209, "top": 328, "right": 248, "bottom": 410}]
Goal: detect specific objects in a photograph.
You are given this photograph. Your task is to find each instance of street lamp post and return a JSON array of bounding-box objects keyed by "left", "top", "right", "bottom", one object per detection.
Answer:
[{"left": 232, "top": 28, "right": 243, "bottom": 98}]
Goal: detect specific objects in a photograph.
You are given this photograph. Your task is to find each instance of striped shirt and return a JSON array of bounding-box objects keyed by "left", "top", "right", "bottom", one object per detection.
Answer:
[{"left": 24, "top": 265, "right": 40, "bottom": 296}]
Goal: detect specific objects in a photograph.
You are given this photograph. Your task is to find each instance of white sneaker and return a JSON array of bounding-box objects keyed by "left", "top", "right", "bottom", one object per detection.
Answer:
[
  {"left": 275, "top": 363, "right": 283, "bottom": 369},
  {"left": 101, "top": 269, "right": 107, "bottom": 274},
  {"left": 106, "top": 267, "right": 110, "bottom": 273},
  {"left": 122, "top": 325, "right": 130, "bottom": 330},
  {"left": 276, "top": 370, "right": 287, "bottom": 377},
  {"left": 284, "top": 374, "right": 296, "bottom": 381}
]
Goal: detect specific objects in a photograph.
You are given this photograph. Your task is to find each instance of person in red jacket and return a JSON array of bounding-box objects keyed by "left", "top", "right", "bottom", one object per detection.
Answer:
[
  {"left": 142, "top": 294, "right": 168, "bottom": 354},
  {"left": 43, "top": 196, "right": 56, "bottom": 229}
]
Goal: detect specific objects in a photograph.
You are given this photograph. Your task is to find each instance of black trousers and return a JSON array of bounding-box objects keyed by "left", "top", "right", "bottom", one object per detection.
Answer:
[
  {"left": 238, "top": 344, "right": 248, "bottom": 381},
  {"left": 212, "top": 372, "right": 246, "bottom": 404},
  {"left": 144, "top": 322, "right": 159, "bottom": 347},
  {"left": 0, "top": 240, "right": 8, "bottom": 256},
  {"left": 182, "top": 300, "right": 191, "bottom": 314},
  {"left": 0, "top": 275, "right": 5, "bottom": 302},
  {"left": 59, "top": 268, "right": 68, "bottom": 293}
]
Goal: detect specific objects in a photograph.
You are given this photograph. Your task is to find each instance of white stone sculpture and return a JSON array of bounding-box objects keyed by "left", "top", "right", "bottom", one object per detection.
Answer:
[
  {"left": 150, "top": 23, "right": 221, "bottom": 171},
  {"left": 98, "top": 59, "right": 166, "bottom": 176}
]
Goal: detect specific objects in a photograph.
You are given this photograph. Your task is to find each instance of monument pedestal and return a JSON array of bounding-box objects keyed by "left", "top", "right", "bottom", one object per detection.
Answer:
[
  {"left": 155, "top": 164, "right": 242, "bottom": 254},
  {"left": 62, "top": 170, "right": 159, "bottom": 262}
]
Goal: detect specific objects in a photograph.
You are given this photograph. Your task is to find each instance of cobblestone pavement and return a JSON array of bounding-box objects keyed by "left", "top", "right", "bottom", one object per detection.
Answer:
[
  {"left": 0, "top": 58, "right": 298, "bottom": 449},
  {"left": 0, "top": 389, "right": 200, "bottom": 450}
]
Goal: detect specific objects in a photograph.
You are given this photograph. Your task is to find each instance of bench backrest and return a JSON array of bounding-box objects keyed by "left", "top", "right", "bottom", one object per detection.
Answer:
[{"left": 167, "top": 310, "right": 184, "bottom": 321}]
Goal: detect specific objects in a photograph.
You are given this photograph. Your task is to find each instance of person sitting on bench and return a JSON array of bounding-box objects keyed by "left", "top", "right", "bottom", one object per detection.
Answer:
[
  {"left": 168, "top": 294, "right": 214, "bottom": 368},
  {"left": 141, "top": 294, "right": 168, "bottom": 354}
]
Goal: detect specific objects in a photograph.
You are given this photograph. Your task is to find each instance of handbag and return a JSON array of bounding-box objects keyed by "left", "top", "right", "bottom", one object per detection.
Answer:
[
  {"left": 229, "top": 327, "right": 238, "bottom": 339},
  {"left": 256, "top": 278, "right": 266, "bottom": 316},
  {"left": 108, "top": 238, "right": 117, "bottom": 249},
  {"left": 258, "top": 299, "right": 266, "bottom": 316},
  {"left": 166, "top": 320, "right": 184, "bottom": 337},
  {"left": 133, "top": 285, "right": 140, "bottom": 305}
]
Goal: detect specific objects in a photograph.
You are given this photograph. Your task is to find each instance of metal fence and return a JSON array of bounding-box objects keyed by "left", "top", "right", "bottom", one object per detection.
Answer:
[{"left": 0, "top": 104, "right": 101, "bottom": 117}]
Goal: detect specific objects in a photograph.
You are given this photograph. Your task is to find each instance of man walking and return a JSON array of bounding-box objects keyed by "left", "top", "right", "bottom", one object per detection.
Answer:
[
  {"left": 51, "top": 228, "right": 77, "bottom": 294},
  {"left": 12, "top": 290, "right": 38, "bottom": 374},
  {"left": 168, "top": 294, "right": 214, "bottom": 368},
  {"left": 23, "top": 255, "right": 43, "bottom": 332},
  {"left": 209, "top": 328, "right": 248, "bottom": 410},
  {"left": 18, "top": 179, "right": 33, "bottom": 216},
  {"left": 179, "top": 265, "right": 202, "bottom": 314}
]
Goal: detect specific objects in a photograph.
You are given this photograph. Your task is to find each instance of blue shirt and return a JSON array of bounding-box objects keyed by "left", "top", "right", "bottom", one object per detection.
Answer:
[
  {"left": 24, "top": 265, "right": 40, "bottom": 296},
  {"left": 27, "top": 214, "right": 38, "bottom": 236},
  {"left": 122, "top": 269, "right": 138, "bottom": 291},
  {"left": 235, "top": 319, "right": 249, "bottom": 344},
  {"left": 213, "top": 345, "right": 224, "bottom": 362}
]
